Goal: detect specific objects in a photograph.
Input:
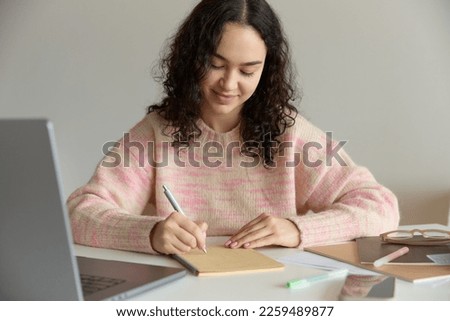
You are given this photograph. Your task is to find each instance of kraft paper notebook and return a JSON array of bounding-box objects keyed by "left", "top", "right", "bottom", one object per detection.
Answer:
[
  {"left": 306, "top": 242, "right": 450, "bottom": 283},
  {"left": 356, "top": 237, "right": 450, "bottom": 265},
  {"left": 172, "top": 246, "right": 284, "bottom": 276}
]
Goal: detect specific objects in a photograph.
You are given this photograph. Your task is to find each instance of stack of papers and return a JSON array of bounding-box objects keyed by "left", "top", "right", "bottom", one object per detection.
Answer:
[
  {"left": 427, "top": 253, "right": 450, "bottom": 265},
  {"left": 278, "top": 251, "right": 379, "bottom": 276}
]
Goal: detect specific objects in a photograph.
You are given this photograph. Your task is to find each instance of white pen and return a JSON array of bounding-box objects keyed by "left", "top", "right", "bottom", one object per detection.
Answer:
[
  {"left": 373, "top": 246, "right": 409, "bottom": 267},
  {"left": 162, "top": 185, "right": 207, "bottom": 253},
  {"left": 287, "top": 269, "right": 348, "bottom": 289}
]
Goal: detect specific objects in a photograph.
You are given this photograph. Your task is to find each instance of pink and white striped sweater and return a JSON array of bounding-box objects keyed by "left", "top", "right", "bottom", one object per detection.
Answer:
[{"left": 67, "top": 112, "right": 399, "bottom": 254}]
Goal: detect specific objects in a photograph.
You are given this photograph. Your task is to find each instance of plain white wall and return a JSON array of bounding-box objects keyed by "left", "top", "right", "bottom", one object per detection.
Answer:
[{"left": 1, "top": 0, "right": 449, "bottom": 225}]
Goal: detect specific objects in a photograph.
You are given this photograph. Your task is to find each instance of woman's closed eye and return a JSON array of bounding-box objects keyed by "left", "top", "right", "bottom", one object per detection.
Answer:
[
  {"left": 240, "top": 70, "right": 255, "bottom": 77},
  {"left": 211, "top": 64, "right": 224, "bottom": 70},
  {"left": 210, "top": 65, "right": 255, "bottom": 77}
]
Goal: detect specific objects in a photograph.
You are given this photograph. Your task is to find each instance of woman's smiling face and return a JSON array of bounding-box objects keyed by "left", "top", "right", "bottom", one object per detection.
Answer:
[{"left": 199, "top": 23, "right": 267, "bottom": 132}]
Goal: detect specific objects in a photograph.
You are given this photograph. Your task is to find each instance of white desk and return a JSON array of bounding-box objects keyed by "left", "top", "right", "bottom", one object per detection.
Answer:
[{"left": 74, "top": 224, "right": 450, "bottom": 301}]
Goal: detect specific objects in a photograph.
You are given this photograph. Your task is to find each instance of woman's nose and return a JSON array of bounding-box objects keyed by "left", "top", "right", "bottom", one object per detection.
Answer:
[{"left": 220, "top": 70, "right": 238, "bottom": 91}]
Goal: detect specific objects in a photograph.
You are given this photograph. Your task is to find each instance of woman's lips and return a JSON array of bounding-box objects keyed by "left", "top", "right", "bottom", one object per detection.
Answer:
[{"left": 213, "top": 90, "right": 237, "bottom": 104}]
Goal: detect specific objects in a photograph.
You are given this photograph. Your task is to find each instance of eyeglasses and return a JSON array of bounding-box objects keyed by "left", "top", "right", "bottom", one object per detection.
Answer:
[{"left": 380, "top": 229, "right": 450, "bottom": 246}]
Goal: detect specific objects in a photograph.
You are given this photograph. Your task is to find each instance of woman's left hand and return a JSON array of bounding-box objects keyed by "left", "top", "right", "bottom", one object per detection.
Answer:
[{"left": 224, "top": 213, "right": 301, "bottom": 249}]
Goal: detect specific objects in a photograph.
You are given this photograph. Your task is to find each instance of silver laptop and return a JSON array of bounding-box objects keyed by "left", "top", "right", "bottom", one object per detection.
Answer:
[{"left": 0, "top": 119, "right": 186, "bottom": 300}]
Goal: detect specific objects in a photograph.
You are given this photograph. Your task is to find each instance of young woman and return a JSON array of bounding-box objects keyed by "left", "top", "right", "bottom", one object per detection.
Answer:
[{"left": 67, "top": 0, "right": 399, "bottom": 255}]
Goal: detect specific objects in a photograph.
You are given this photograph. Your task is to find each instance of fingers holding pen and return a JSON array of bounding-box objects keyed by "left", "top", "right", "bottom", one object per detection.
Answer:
[
  {"left": 161, "top": 185, "right": 207, "bottom": 254},
  {"left": 174, "top": 212, "right": 208, "bottom": 254},
  {"left": 150, "top": 212, "right": 191, "bottom": 254},
  {"left": 151, "top": 212, "right": 208, "bottom": 255},
  {"left": 195, "top": 220, "right": 208, "bottom": 253}
]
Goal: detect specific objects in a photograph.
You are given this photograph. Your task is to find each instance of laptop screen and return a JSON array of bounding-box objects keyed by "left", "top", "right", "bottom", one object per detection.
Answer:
[{"left": 0, "top": 119, "right": 185, "bottom": 300}]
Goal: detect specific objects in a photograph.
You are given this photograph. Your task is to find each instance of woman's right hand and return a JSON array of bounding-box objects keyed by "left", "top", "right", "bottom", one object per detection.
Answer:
[{"left": 150, "top": 211, "right": 208, "bottom": 255}]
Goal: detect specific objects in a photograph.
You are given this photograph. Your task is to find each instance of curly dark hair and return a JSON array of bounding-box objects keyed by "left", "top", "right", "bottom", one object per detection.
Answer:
[{"left": 148, "top": 0, "right": 300, "bottom": 167}]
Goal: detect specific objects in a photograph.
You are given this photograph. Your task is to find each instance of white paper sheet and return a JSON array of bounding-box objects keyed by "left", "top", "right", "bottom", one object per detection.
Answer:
[
  {"left": 427, "top": 253, "right": 450, "bottom": 265},
  {"left": 278, "top": 251, "right": 380, "bottom": 276}
]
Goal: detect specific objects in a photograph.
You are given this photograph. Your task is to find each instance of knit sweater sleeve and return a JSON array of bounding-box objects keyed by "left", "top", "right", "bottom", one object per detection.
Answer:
[
  {"left": 67, "top": 117, "right": 162, "bottom": 254},
  {"left": 287, "top": 118, "right": 400, "bottom": 248}
]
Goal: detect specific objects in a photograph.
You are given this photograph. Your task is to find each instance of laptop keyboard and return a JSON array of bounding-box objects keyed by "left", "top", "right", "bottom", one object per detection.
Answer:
[{"left": 80, "top": 274, "right": 126, "bottom": 295}]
